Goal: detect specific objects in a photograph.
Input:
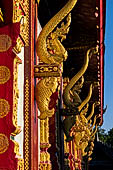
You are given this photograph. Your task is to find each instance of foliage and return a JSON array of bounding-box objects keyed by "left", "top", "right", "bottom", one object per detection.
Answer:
[
  {"left": 98, "top": 127, "right": 113, "bottom": 148},
  {"left": 106, "top": 128, "right": 113, "bottom": 147}
]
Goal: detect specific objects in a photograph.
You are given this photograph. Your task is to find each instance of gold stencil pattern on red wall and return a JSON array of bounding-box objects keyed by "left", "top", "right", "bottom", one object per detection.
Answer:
[
  {"left": 0, "top": 133, "right": 9, "bottom": 154},
  {"left": 0, "top": 35, "right": 12, "bottom": 52},
  {"left": 0, "top": 66, "right": 10, "bottom": 84},
  {"left": 0, "top": 99, "right": 10, "bottom": 118}
]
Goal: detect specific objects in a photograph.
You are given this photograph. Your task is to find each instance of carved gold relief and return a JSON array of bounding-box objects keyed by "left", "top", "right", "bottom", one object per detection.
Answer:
[
  {"left": 0, "top": 99, "right": 10, "bottom": 118},
  {"left": 73, "top": 103, "right": 98, "bottom": 157},
  {"left": 36, "top": 0, "right": 78, "bottom": 64},
  {"left": 87, "top": 139, "right": 95, "bottom": 161},
  {"left": 20, "top": 14, "right": 29, "bottom": 46},
  {"left": 13, "top": 140, "right": 21, "bottom": 157},
  {"left": 0, "top": 66, "right": 10, "bottom": 84},
  {"left": 0, "top": 35, "right": 12, "bottom": 52},
  {"left": 0, "top": 133, "right": 9, "bottom": 154},
  {"left": 13, "top": 0, "right": 22, "bottom": 23},
  {"left": 40, "top": 118, "right": 52, "bottom": 170},
  {"left": 39, "top": 163, "right": 51, "bottom": 170},
  {"left": 40, "top": 151, "right": 51, "bottom": 163},
  {"left": 11, "top": 57, "right": 23, "bottom": 168},
  {"left": 36, "top": 77, "right": 58, "bottom": 119},
  {"left": 13, "top": 0, "right": 29, "bottom": 46},
  {"left": 40, "top": 118, "right": 50, "bottom": 147},
  {"left": 34, "top": 64, "right": 60, "bottom": 78},
  {"left": 11, "top": 57, "right": 22, "bottom": 137},
  {"left": 18, "top": 158, "right": 24, "bottom": 170},
  {"left": 13, "top": 37, "right": 24, "bottom": 54}
]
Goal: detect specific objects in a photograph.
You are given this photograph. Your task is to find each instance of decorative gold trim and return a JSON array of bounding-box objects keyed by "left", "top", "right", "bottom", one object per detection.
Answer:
[
  {"left": 34, "top": 64, "right": 60, "bottom": 78},
  {"left": 13, "top": 140, "right": 21, "bottom": 157},
  {"left": 11, "top": 139, "right": 24, "bottom": 170},
  {"left": 0, "top": 99, "right": 10, "bottom": 118},
  {"left": 18, "top": 158, "right": 24, "bottom": 170},
  {"left": 13, "top": 37, "right": 24, "bottom": 54},
  {"left": 0, "top": 66, "right": 10, "bottom": 84},
  {"left": 11, "top": 57, "right": 22, "bottom": 136},
  {"left": 39, "top": 118, "right": 52, "bottom": 170},
  {"left": 24, "top": 78, "right": 30, "bottom": 170},
  {"left": 11, "top": 56, "right": 24, "bottom": 169},
  {"left": 13, "top": 0, "right": 29, "bottom": 46},
  {"left": 0, "top": 35, "right": 12, "bottom": 52},
  {"left": 0, "top": 133, "right": 9, "bottom": 154}
]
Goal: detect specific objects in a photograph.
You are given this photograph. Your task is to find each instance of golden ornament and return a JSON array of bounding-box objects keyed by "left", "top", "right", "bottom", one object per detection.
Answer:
[
  {"left": 0, "top": 133, "right": 9, "bottom": 154},
  {"left": 0, "top": 99, "right": 10, "bottom": 118}
]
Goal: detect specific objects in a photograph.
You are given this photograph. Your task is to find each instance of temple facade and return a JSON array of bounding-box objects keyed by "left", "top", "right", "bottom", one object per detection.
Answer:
[{"left": 0, "top": 0, "right": 106, "bottom": 170}]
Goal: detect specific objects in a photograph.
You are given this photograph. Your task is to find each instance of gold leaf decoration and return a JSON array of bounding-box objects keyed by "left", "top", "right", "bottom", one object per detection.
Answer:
[
  {"left": 0, "top": 133, "right": 9, "bottom": 154},
  {"left": 0, "top": 35, "right": 12, "bottom": 52},
  {"left": 0, "top": 66, "right": 10, "bottom": 84},
  {"left": 0, "top": 99, "right": 10, "bottom": 118}
]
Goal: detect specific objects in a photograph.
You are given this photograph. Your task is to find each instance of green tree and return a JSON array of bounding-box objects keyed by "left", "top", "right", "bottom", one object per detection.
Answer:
[
  {"left": 98, "top": 127, "right": 107, "bottom": 143},
  {"left": 106, "top": 128, "right": 113, "bottom": 148},
  {"left": 98, "top": 127, "right": 113, "bottom": 147}
]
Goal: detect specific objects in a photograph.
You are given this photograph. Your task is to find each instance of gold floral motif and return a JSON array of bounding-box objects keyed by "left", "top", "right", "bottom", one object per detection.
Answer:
[
  {"left": 0, "top": 99, "right": 10, "bottom": 118},
  {"left": 0, "top": 66, "right": 10, "bottom": 84},
  {"left": 0, "top": 35, "right": 12, "bottom": 52},
  {"left": 0, "top": 133, "right": 9, "bottom": 154}
]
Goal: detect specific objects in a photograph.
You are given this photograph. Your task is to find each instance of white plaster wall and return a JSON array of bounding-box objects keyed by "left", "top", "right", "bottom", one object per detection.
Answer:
[{"left": 15, "top": 47, "right": 24, "bottom": 159}]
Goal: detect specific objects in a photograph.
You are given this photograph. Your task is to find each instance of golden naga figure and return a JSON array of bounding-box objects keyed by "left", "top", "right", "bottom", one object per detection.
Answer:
[
  {"left": 36, "top": 0, "right": 78, "bottom": 64},
  {"left": 62, "top": 47, "right": 98, "bottom": 142},
  {"left": 35, "top": 77, "right": 58, "bottom": 119},
  {"left": 73, "top": 103, "right": 98, "bottom": 157},
  {"left": 63, "top": 47, "right": 97, "bottom": 110}
]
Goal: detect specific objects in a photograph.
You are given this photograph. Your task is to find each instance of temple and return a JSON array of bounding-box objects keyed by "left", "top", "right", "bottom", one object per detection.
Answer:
[{"left": 0, "top": 0, "right": 106, "bottom": 170}]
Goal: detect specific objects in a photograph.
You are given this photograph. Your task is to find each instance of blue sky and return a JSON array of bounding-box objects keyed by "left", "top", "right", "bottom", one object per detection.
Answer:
[{"left": 101, "top": 0, "right": 113, "bottom": 132}]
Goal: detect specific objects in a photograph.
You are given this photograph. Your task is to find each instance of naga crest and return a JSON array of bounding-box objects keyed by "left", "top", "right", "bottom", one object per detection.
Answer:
[{"left": 36, "top": 0, "right": 78, "bottom": 64}]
